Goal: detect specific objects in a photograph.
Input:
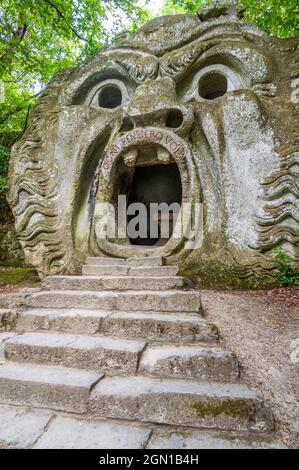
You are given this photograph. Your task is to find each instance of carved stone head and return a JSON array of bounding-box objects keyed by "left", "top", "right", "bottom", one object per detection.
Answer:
[{"left": 8, "top": 2, "right": 299, "bottom": 287}]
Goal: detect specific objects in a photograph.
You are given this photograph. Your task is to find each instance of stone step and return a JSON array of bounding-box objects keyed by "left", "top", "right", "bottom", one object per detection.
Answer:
[
  {"left": 100, "top": 312, "right": 217, "bottom": 342},
  {"left": 16, "top": 309, "right": 218, "bottom": 342},
  {"left": 25, "top": 290, "right": 202, "bottom": 314},
  {"left": 82, "top": 265, "right": 128, "bottom": 276},
  {"left": 16, "top": 309, "right": 110, "bottom": 335},
  {"left": 0, "top": 362, "right": 102, "bottom": 413},
  {"left": 86, "top": 256, "right": 163, "bottom": 267},
  {"left": 82, "top": 265, "right": 178, "bottom": 277},
  {"left": 139, "top": 345, "right": 239, "bottom": 381},
  {"left": 34, "top": 415, "right": 151, "bottom": 449},
  {"left": 127, "top": 257, "right": 163, "bottom": 267},
  {"left": 0, "top": 404, "right": 285, "bottom": 449},
  {"left": 88, "top": 376, "right": 274, "bottom": 432},
  {"left": 86, "top": 257, "right": 127, "bottom": 266},
  {"left": 43, "top": 275, "right": 183, "bottom": 291},
  {"left": 4, "top": 332, "right": 146, "bottom": 375},
  {"left": 129, "top": 266, "right": 179, "bottom": 277},
  {"left": 0, "top": 405, "right": 151, "bottom": 449},
  {"left": 148, "top": 429, "right": 286, "bottom": 449}
]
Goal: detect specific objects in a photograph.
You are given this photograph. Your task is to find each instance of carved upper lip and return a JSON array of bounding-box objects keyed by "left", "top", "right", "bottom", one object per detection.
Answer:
[
  {"left": 100, "top": 127, "right": 187, "bottom": 181},
  {"left": 122, "top": 143, "right": 173, "bottom": 167}
]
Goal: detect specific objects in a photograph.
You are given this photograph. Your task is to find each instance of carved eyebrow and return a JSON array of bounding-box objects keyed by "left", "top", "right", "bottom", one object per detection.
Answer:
[
  {"left": 103, "top": 49, "right": 159, "bottom": 84},
  {"left": 160, "top": 40, "right": 272, "bottom": 85},
  {"left": 160, "top": 42, "right": 216, "bottom": 82}
]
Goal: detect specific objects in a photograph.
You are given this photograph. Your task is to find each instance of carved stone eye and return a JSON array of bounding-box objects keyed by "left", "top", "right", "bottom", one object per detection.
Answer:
[
  {"left": 88, "top": 79, "right": 129, "bottom": 109},
  {"left": 183, "top": 64, "right": 243, "bottom": 103},
  {"left": 97, "top": 85, "right": 122, "bottom": 108},
  {"left": 198, "top": 71, "right": 228, "bottom": 100}
]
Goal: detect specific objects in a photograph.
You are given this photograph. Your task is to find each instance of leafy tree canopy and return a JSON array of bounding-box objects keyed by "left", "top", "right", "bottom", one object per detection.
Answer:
[
  {"left": 0, "top": 0, "right": 148, "bottom": 217},
  {"left": 161, "top": 0, "right": 299, "bottom": 39},
  {"left": 0, "top": 0, "right": 148, "bottom": 136}
]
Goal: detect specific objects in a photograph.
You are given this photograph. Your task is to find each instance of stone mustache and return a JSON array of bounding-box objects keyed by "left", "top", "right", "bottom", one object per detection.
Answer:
[{"left": 8, "top": 1, "right": 299, "bottom": 288}]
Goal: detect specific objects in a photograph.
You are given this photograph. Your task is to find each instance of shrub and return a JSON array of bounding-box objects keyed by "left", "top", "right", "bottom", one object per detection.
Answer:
[{"left": 273, "top": 232, "right": 299, "bottom": 287}]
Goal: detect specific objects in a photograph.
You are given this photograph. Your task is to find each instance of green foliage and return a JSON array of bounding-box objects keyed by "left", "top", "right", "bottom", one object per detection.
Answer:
[
  {"left": 273, "top": 232, "right": 299, "bottom": 287},
  {"left": 0, "top": 0, "right": 147, "bottom": 135},
  {"left": 0, "top": 0, "right": 148, "bottom": 218},
  {"left": 162, "top": 0, "right": 299, "bottom": 38}
]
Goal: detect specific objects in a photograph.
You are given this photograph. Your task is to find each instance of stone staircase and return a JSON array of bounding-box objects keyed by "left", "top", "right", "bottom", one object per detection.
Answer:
[{"left": 0, "top": 256, "right": 286, "bottom": 448}]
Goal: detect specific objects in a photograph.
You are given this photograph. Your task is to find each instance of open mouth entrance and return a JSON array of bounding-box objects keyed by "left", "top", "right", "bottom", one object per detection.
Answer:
[{"left": 127, "top": 162, "right": 182, "bottom": 246}]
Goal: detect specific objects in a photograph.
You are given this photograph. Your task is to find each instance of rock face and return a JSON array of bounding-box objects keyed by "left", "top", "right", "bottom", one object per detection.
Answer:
[{"left": 8, "top": 3, "right": 299, "bottom": 287}]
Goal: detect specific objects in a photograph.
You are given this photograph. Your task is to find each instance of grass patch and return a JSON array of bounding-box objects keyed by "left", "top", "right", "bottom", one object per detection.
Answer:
[{"left": 0, "top": 267, "right": 40, "bottom": 285}]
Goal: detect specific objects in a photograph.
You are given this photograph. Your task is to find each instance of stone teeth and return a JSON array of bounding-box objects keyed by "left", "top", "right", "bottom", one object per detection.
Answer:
[
  {"left": 123, "top": 148, "right": 138, "bottom": 167},
  {"left": 157, "top": 147, "right": 171, "bottom": 164}
]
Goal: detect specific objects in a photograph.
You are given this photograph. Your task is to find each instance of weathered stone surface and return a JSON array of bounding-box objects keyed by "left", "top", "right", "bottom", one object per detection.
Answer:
[
  {"left": 0, "top": 308, "right": 17, "bottom": 332},
  {"left": 101, "top": 311, "right": 218, "bottom": 342},
  {"left": 83, "top": 265, "right": 179, "bottom": 277},
  {"left": 34, "top": 416, "right": 151, "bottom": 449},
  {"left": 129, "top": 266, "right": 179, "bottom": 277},
  {"left": 197, "top": 0, "right": 245, "bottom": 22},
  {"left": 148, "top": 429, "right": 287, "bottom": 449},
  {"left": 16, "top": 308, "right": 217, "bottom": 341},
  {"left": 0, "top": 404, "right": 285, "bottom": 449},
  {"left": 16, "top": 308, "right": 110, "bottom": 335},
  {"left": 127, "top": 257, "right": 163, "bottom": 267},
  {"left": 0, "top": 332, "right": 18, "bottom": 360},
  {"left": 43, "top": 275, "right": 183, "bottom": 291},
  {"left": 0, "top": 405, "right": 51, "bottom": 449},
  {"left": 0, "top": 362, "right": 102, "bottom": 412},
  {"left": 89, "top": 376, "right": 274, "bottom": 431},
  {"left": 5, "top": 332, "right": 146, "bottom": 374},
  {"left": 8, "top": 5, "right": 298, "bottom": 287},
  {"left": 0, "top": 292, "right": 28, "bottom": 309},
  {"left": 139, "top": 345, "right": 239, "bottom": 381},
  {"left": 86, "top": 257, "right": 127, "bottom": 265},
  {"left": 26, "top": 290, "right": 202, "bottom": 313},
  {"left": 82, "top": 265, "right": 128, "bottom": 276}
]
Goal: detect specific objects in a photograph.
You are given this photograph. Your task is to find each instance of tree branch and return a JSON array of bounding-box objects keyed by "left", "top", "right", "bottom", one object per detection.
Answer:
[
  {"left": 0, "top": 24, "right": 28, "bottom": 64},
  {"left": 0, "top": 105, "right": 24, "bottom": 125},
  {"left": 0, "top": 92, "right": 41, "bottom": 126},
  {"left": 42, "top": 0, "right": 89, "bottom": 43}
]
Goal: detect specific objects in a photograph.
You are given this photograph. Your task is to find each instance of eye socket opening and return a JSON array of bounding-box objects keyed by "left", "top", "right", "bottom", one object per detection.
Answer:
[
  {"left": 98, "top": 85, "right": 122, "bottom": 109},
  {"left": 166, "top": 109, "right": 184, "bottom": 129},
  {"left": 198, "top": 71, "right": 228, "bottom": 101}
]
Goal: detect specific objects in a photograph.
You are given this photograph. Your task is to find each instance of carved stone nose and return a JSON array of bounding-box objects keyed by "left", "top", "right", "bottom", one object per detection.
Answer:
[{"left": 126, "top": 77, "right": 193, "bottom": 136}]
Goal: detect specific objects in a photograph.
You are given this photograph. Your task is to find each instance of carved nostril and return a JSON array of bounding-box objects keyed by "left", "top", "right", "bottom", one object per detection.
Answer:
[
  {"left": 166, "top": 109, "right": 184, "bottom": 129},
  {"left": 120, "top": 117, "right": 134, "bottom": 133}
]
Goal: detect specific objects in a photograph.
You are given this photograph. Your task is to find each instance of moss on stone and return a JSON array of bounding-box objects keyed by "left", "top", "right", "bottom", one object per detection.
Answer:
[
  {"left": 0, "top": 310, "right": 17, "bottom": 331},
  {"left": 209, "top": 322, "right": 219, "bottom": 334},
  {"left": 0, "top": 268, "right": 39, "bottom": 285},
  {"left": 192, "top": 399, "right": 255, "bottom": 422},
  {"left": 178, "top": 244, "right": 281, "bottom": 290}
]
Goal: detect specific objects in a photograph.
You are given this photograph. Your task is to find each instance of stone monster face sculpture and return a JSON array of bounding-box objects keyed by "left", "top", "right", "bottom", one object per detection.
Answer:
[{"left": 8, "top": 2, "right": 299, "bottom": 287}]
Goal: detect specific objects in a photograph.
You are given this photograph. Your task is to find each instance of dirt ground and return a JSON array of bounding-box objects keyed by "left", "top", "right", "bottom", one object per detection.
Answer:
[{"left": 202, "top": 288, "right": 299, "bottom": 448}]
